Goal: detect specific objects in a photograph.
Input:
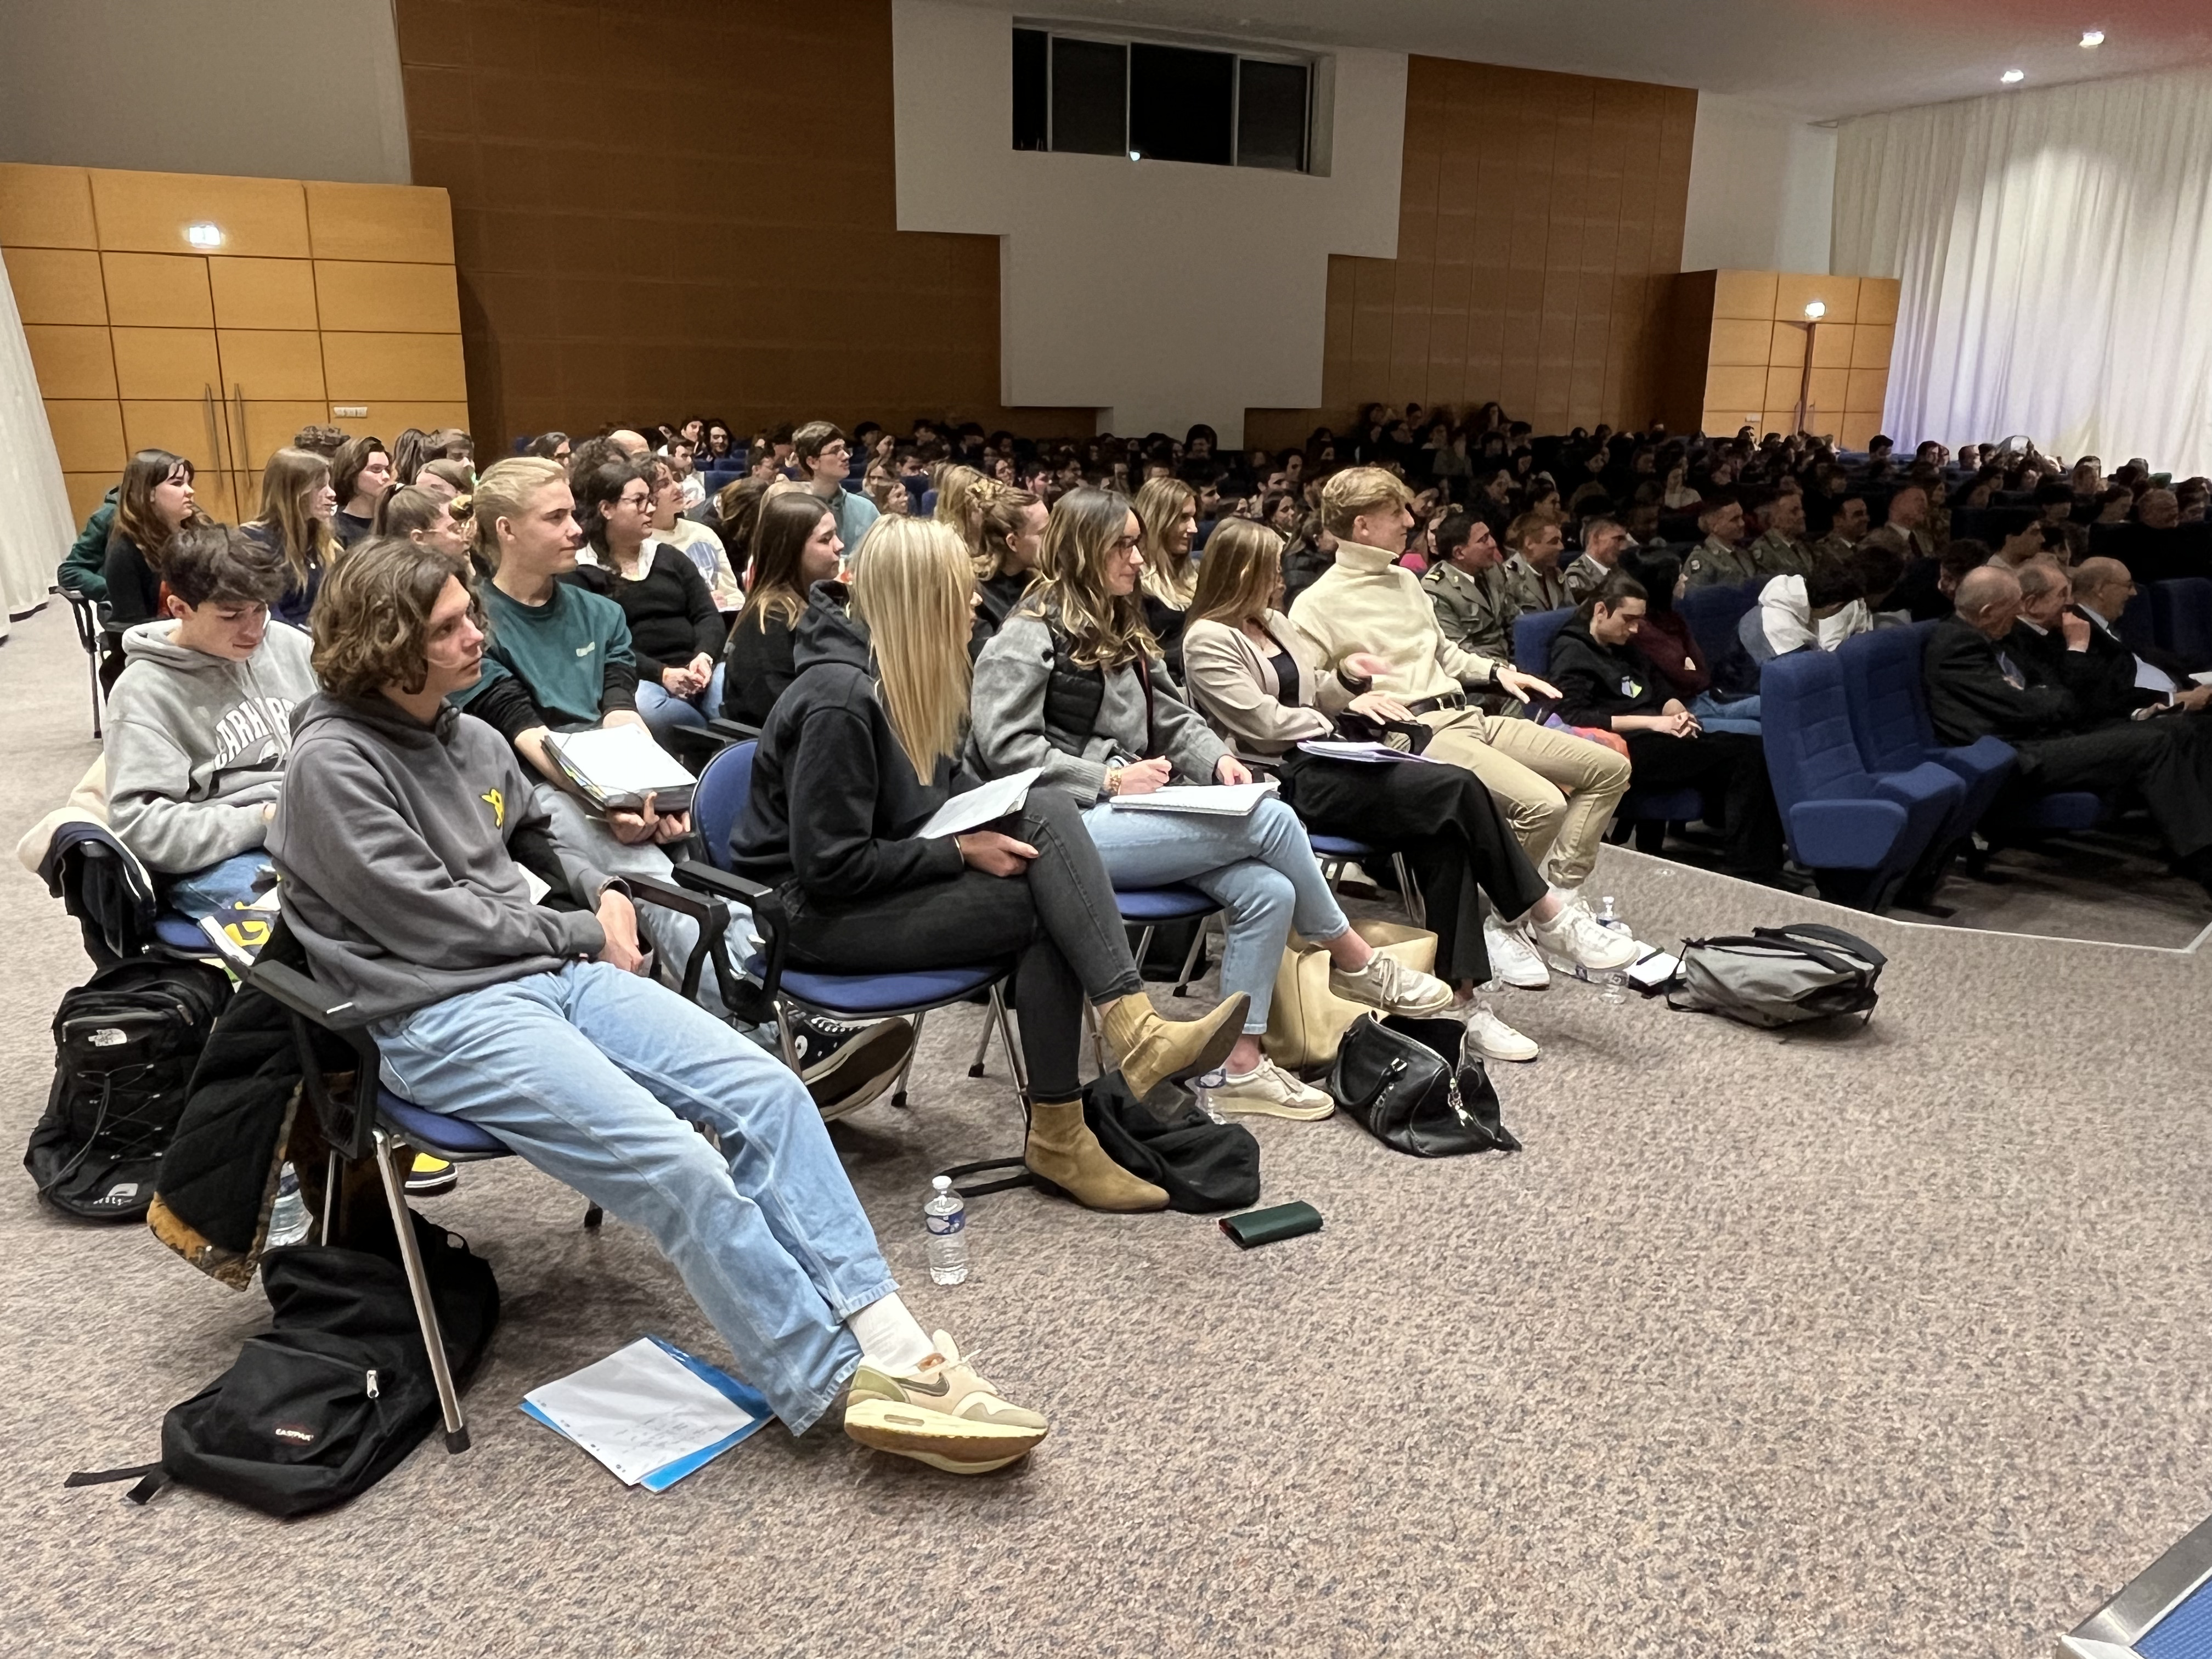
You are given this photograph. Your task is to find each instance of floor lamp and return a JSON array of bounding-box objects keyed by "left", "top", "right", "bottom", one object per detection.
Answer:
[{"left": 1789, "top": 300, "right": 1826, "bottom": 436}]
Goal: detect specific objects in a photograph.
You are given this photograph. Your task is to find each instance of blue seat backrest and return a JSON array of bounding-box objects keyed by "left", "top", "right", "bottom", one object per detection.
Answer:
[
  {"left": 693, "top": 741, "right": 757, "bottom": 872},
  {"left": 1678, "top": 581, "right": 1759, "bottom": 669},
  {"left": 1760, "top": 650, "right": 1870, "bottom": 804},
  {"left": 920, "top": 488, "right": 940, "bottom": 515},
  {"left": 1836, "top": 620, "right": 1939, "bottom": 771},
  {"left": 2117, "top": 588, "right": 2155, "bottom": 651},
  {"left": 2151, "top": 578, "right": 2212, "bottom": 666},
  {"left": 1516, "top": 606, "right": 1573, "bottom": 674}
]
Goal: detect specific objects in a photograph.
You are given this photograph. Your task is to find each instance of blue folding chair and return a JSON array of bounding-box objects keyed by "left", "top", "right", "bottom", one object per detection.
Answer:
[
  {"left": 670, "top": 741, "right": 1026, "bottom": 1113},
  {"left": 1307, "top": 833, "right": 1424, "bottom": 929}
]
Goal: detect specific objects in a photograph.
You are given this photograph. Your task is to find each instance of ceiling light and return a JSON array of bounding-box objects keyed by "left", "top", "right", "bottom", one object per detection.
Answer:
[
  {"left": 2001, "top": 68, "right": 2025, "bottom": 83},
  {"left": 185, "top": 222, "right": 223, "bottom": 247},
  {"left": 1804, "top": 300, "right": 1826, "bottom": 319},
  {"left": 2080, "top": 30, "right": 2104, "bottom": 47}
]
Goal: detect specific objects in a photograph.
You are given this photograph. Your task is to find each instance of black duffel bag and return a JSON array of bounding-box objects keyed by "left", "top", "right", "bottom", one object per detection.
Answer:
[{"left": 1327, "top": 1014, "right": 1519, "bottom": 1158}]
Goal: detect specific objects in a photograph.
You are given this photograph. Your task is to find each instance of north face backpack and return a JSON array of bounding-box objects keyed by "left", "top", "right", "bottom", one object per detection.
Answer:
[
  {"left": 1667, "top": 923, "right": 1886, "bottom": 1029},
  {"left": 67, "top": 1210, "right": 500, "bottom": 1518},
  {"left": 25, "top": 958, "right": 230, "bottom": 1221}
]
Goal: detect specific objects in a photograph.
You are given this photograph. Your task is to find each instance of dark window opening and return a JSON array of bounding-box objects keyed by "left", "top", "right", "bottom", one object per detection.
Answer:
[
  {"left": 1012, "top": 29, "right": 1049, "bottom": 151},
  {"left": 1237, "top": 58, "right": 1309, "bottom": 172},
  {"left": 1050, "top": 37, "right": 1127, "bottom": 156},
  {"left": 1129, "top": 43, "right": 1233, "bottom": 166}
]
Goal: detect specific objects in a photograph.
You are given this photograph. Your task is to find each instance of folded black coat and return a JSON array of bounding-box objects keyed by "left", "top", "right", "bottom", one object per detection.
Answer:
[{"left": 1083, "top": 1074, "right": 1259, "bottom": 1214}]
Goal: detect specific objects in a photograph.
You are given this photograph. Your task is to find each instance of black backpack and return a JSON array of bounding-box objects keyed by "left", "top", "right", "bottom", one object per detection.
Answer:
[
  {"left": 26, "top": 958, "right": 230, "bottom": 1222},
  {"left": 69, "top": 1209, "right": 499, "bottom": 1518}
]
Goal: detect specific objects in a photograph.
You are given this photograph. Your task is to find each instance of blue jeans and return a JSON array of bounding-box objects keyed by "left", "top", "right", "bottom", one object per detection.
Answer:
[
  {"left": 372, "top": 961, "right": 890, "bottom": 1434},
  {"left": 634, "top": 666, "right": 726, "bottom": 740},
  {"left": 1081, "top": 794, "right": 1348, "bottom": 1032},
  {"left": 1690, "top": 691, "right": 1762, "bottom": 736},
  {"left": 167, "top": 849, "right": 273, "bottom": 918}
]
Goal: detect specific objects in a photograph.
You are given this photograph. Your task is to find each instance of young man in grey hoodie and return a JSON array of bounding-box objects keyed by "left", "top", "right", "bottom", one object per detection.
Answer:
[
  {"left": 268, "top": 538, "right": 1049, "bottom": 1473},
  {"left": 103, "top": 521, "right": 317, "bottom": 917}
]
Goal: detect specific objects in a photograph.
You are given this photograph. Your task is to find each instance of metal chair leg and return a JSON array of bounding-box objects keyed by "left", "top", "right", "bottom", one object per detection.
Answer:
[
  {"left": 1172, "top": 917, "right": 1209, "bottom": 997},
  {"left": 986, "top": 986, "right": 1028, "bottom": 1115},
  {"left": 774, "top": 1001, "right": 802, "bottom": 1071},
  {"left": 890, "top": 1009, "right": 926, "bottom": 1109},
  {"left": 966, "top": 1003, "right": 998, "bottom": 1079},
  {"left": 373, "top": 1128, "right": 469, "bottom": 1454},
  {"left": 1391, "top": 853, "right": 1426, "bottom": 930}
]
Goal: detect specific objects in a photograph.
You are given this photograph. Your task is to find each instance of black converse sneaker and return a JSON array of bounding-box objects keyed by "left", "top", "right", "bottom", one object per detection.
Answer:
[{"left": 787, "top": 1012, "right": 914, "bottom": 1119}]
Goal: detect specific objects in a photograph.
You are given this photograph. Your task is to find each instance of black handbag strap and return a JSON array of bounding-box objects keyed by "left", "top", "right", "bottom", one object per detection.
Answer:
[
  {"left": 65, "top": 1462, "right": 170, "bottom": 1504},
  {"left": 1753, "top": 923, "right": 1887, "bottom": 972},
  {"left": 938, "top": 1155, "right": 1034, "bottom": 1199}
]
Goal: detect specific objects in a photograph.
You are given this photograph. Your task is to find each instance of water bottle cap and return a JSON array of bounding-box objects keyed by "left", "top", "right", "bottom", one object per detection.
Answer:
[{"left": 932, "top": 1175, "right": 952, "bottom": 1193}]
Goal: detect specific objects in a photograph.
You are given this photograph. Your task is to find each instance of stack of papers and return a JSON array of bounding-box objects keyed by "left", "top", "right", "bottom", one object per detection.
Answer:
[
  {"left": 1295, "top": 740, "right": 1444, "bottom": 765},
  {"left": 522, "top": 1336, "right": 771, "bottom": 1491},
  {"left": 1108, "top": 780, "right": 1280, "bottom": 816},
  {"left": 543, "top": 725, "right": 697, "bottom": 815},
  {"left": 916, "top": 767, "right": 1042, "bottom": 838}
]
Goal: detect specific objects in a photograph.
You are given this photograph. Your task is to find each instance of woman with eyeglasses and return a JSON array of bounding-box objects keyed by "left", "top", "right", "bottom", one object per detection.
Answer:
[{"left": 568, "top": 456, "right": 726, "bottom": 738}]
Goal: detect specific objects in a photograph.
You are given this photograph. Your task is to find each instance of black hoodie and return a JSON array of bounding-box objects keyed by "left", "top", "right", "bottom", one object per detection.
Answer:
[
  {"left": 729, "top": 582, "right": 977, "bottom": 902},
  {"left": 1547, "top": 616, "right": 1673, "bottom": 731}
]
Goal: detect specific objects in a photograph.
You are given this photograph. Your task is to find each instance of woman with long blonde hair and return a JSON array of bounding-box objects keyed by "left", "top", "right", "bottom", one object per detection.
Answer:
[
  {"left": 969, "top": 488, "right": 1458, "bottom": 1120},
  {"left": 245, "top": 446, "right": 340, "bottom": 627},
  {"left": 1131, "top": 475, "right": 1198, "bottom": 678},
  {"left": 729, "top": 516, "right": 1243, "bottom": 1211},
  {"left": 968, "top": 482, "right": 1046, "bottom": 641}
]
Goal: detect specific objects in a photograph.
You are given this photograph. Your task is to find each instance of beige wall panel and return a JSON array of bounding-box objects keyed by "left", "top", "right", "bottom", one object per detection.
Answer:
[
  {"left": 1711, "top": 269, "right": 1778, "bottom": 320},
  {"left": 313, "top": 259, "right": 461, "bottom": 332},
  {"left": 3, "top": 247, "right": 106, "bottom": 324},
  {"left": 100, "top": 252, "right": 213, "bottom": 326},
  {"left": 335, "top": 400, "right": 473, "bottom": 444},
  {"left": 24, "top": 324, "right": 117, "bottom": 398},
  {"left": 122, "top": 398, "right": 225, "bottom": 462},
  {"left": 1767, "top": 321, "right": 1807, "bottom": 371},
  {"left": 1805, "top": 367, "right": 1849, "bottom": 417},
  {"left": 89, "top": 168, "right": 309, "bottom": 258},
  {"left": 217, "top": 329, "right": 328, "bottom": 400},
  {"left": 1810, "top": 323, "right": 1855, "bottom": 369},
  {"left": 66, "top": 473, "right": 117, "bottom": 524},
  {"left": 0, "top": 162, "right": 97, "bottom": 248},
  {"left": 1850, "top": 324, "right": 1895, "bottom": 370},
  {"left": 1760, "top": 409, "right": 1801, "bottom": 436},
  {"left": 209, "top": 256, "right": 320, "bottom": 329},
  {"left": 1837, "top": 412, "right": 1883, "bottom": 449},
  {"left": 111, "top": 326, "right": 222, "bottom": 399},
  {"left": 304, "top": 182, "right": 454, "bottom": 263},
  {"left": 1705, "top": 364, "right": 1769, "bottom": 415},
  {"left": 320, "top": 331, "right": 467, "bottom": 402},
  {"left": 1705, "top": 404, "right": 1762, "bottom": 432},
  {"left": 1763, "top": 365, "right": 1804, "bottom": 411},
  {"left": 1845, "top": 368, "right": 1889, "bottom": 412},
  {"left": 1774, "top": 272, "right": 1859, "bottom": 324},
  {"left": 1706, "top": 318, "right": 1773, "bottom": 368},
  {"left": 1858, "top": 278, "right": 1901, "bottom": 327},
  {"left": 234, "top": 401, "right": 342, "bottom": 470},
  {"left": 43, "top": 398, "right": 127, "bottom": 472}
]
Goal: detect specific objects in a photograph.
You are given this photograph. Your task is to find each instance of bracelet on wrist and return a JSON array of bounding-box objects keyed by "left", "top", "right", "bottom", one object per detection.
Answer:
[{"left": 1104, "top": 766, "right": 1122, "bottom": 798}]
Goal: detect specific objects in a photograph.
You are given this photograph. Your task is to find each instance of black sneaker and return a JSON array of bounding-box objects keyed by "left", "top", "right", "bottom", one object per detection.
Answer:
[{"left": 787, "top": 1012, "right": 914, "bottom": 1119}]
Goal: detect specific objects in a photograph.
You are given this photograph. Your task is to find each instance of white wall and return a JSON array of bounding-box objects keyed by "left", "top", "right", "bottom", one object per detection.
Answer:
[
  {"left": 891, "top": 0, "right": 1406, "bottom": 445},
  {"left": 0, "top": 0, "right": 410, "bottom": 185},
  {"left": 1682, "top": 94, "right": 1836, "bottom": 274}
]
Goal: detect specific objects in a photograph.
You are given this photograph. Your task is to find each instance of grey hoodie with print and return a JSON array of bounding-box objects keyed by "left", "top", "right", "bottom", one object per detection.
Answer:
[{"left": 104, "top": 619, "right": 319, "bottom": 874}]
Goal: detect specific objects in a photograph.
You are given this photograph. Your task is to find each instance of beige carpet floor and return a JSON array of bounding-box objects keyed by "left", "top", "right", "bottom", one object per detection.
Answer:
[{"left": 1, "top": 600, "right": 2207, "bottom": 1658}]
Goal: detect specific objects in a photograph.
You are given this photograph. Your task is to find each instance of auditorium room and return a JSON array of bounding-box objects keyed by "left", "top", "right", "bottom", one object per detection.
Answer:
[{"left": 5, "top": 1, "right": 2211, "bottom": 1654}]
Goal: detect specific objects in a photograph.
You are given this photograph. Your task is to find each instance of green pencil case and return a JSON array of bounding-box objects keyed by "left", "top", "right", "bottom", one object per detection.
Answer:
[{"left": 1219, "top": 1201, "right": 1323, "bottom": 1249}]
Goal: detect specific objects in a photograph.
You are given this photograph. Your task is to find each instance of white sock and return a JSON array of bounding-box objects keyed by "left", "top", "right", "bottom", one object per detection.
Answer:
[{"left": 847, "top": 1293, "right": 934, "bottom": 1374}]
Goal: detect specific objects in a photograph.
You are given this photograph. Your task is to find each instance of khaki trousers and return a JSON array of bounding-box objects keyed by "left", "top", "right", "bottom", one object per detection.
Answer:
[{"left": 1419, "top": 709, "right": 1632, "bottom": 887}]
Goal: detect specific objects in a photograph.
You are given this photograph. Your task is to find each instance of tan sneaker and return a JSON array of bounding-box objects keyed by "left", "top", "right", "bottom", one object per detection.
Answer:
[
  {"left": 1210, "top": 1058, "right": 1335, "bottom": 1120},
  {"left": 1328, "top": 951, "right": 1455, "bottom": 1018},
  {"left": 843, "top": 1331, "right": 1049, "bottom": 1474}
]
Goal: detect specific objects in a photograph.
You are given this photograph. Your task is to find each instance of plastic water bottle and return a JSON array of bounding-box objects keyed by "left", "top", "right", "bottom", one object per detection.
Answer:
[
  {"left": 1599, "top": 970, "right": 1629, "bottom": 1007},
  {"left": 267, "top": 1161, "right": 313, "bottom": 1249},
  {"left": 1193, "top": 1067, "right": 1229, "bottom": 1124},
  {"left": 1596, "top": 895, "right": 1632, "bottom": 936},
  {"left": 924, "top": 1175, "right": 969, "bottom": 1286}
]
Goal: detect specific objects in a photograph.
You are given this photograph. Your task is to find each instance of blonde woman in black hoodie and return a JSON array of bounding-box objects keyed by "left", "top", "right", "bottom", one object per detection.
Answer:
[{"left": 729, "top": 516, "right": 1246, "bottom": 1212}]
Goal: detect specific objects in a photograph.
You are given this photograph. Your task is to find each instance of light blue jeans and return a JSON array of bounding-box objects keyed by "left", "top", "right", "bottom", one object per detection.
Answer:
[
  {"left": 167, "top": 849, "right": 272, "bottom": 918},
  {"left": 373, "top": 961, "right": 889, "bottom": 1434},
  {"left": 1690, "top": 691, "right": 1762, "bottom": 736},
  {"left": 634, "top": 665, "right": 726, "bottom": 740},
  {"left": 1081, "top": 794, "right": 1349, "bottom": 1032}
]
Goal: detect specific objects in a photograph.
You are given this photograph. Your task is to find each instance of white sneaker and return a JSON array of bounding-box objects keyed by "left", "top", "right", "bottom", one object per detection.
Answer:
[
  {"left": 1210, "top": 1058, "right": 1335, "bottom": 1120},
  {"left": 1328, "top": 951, "right": 1455, "bottom": 1018},
  {"left": 1482, "top": 913, "right": 1550, "bottom": 989},
  {"left": 1528, "top": 904, "right": 1640, "bottom": 972},
  {"left": 1465, "top": 1003, "right": 1541, "bottom": 1063}
]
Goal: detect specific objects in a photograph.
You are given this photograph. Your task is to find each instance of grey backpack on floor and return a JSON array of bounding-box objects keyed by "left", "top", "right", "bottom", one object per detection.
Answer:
[{"left": 1667, "top": 924, "right": 1884, "bottom": 1029}]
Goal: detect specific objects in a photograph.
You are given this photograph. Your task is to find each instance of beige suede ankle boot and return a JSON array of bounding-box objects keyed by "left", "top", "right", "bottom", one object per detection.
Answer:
[
  {"left": 1097, "top": 990, "right": 1249, "bottom": 1101},
  {"left": 1024, "top": 1099, "right": 1169, "bottom": 1211}
]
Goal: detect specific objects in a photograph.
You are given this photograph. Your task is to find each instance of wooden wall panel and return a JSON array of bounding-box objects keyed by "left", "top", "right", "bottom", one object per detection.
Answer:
[
  {"left": 3, "top": 247, "right": 106, "bottom": 325},
  {"left": 1664, "top": 269, "right": 1903, "bottom": 441},
  {"left": 394, "top": 0, "right": 1090, "bottom": 445},
  {"left": 1246, "top": 58, "right": 1698, "bottom": 450}
]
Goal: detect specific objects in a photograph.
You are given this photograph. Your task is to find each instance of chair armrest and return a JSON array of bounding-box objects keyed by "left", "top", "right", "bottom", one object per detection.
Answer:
[
  {"left": 670, "top": 861, "right": 770, "bottom": 904},
  {"left": 246, "top": 958, "right": 380, "bottom": 1161},
  {"left": 249, "top": 958, "right": 362, "bottom": 1028},
  {"left": 708, "top": 718, "right": 760, "bottom": 743},
  {"left": 666, "top": 859, "right": 787, "bottom": 1008}
]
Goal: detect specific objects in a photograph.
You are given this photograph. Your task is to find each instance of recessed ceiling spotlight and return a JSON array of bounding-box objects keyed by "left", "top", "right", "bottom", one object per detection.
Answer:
[
  {"left": 2080, "top": 29, "right": 2104, "bottom": 47},
  {"left": 2000, "top": 67, "right": 2026, "bottom": 83},
  {"left": 185, "top": 222, "right": 223, "bottom": 247}
]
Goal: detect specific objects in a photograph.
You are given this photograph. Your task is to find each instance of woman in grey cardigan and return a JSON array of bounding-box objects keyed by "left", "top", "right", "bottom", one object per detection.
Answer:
[
  {"left": 969, "top": 488, "right": 1455, "bottom": 1119},
  {"left": 1182, "top": 521, "right": 1640, "bottom": 1063}
]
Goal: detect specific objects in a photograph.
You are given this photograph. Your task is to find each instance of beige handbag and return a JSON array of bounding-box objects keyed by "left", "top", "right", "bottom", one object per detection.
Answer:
[{"left": 1262, "top": 918, "right": 1438, "bottom": 1070}]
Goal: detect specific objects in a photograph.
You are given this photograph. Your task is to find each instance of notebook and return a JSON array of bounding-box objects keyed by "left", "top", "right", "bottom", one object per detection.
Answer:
[
  {"left": 1107, "top": 780, "right": 1280, "bottom": 816},
  {"left": 543, "top": 725, "right": 697, "bottom": 815},
  {"left": 522, "top": 1335, "right": 772, "bottom": 1491}
]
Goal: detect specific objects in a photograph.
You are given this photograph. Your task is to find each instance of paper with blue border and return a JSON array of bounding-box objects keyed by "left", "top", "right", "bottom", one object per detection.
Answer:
[{"left": 521, "top": 1335, "right": 773, "bottom": 1491}]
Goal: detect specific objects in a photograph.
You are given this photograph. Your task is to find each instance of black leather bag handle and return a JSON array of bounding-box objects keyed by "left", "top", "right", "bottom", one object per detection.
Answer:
[{"left": 1752, "top": 923, "right": 1887, "bottom": 973}]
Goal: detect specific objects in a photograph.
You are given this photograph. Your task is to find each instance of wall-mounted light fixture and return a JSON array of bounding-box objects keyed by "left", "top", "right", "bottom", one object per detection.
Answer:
[
  {"left": 2000, "top": 68, "right": 2026, "bottom": 84},
  {"left": 1804, "top": 300, "right": 1826, "bottom": 320},
  {"left": 185, "top": 222, "right": 224, "bottom": 248},
  {"left": 2080, "top": 30, "right": 2104, "bottom": 47}
]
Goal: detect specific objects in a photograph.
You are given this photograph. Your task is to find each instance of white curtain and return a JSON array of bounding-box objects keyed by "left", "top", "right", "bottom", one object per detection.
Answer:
[
  {"left": 0, "top": 260, "right": 73, "bottom": 625},
  {"left": 1832, "top": 65, "right": 2212, "bottom": 476}
]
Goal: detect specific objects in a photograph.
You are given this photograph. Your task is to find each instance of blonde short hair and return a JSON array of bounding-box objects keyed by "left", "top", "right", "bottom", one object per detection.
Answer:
[
  {"left": 471, "top": 456, "right": 568, "bottom": 567},
  {"left": 1320, "top": 465, "right": 1413, "bottom": 540}
]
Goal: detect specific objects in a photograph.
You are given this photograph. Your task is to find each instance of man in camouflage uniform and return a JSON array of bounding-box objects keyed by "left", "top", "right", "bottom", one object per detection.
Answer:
[
  {"left": 1807, "top": 490, "right": 1870, "bottom": 565},
  {"left": 1563, "top": 514, "right": 1630, "bottom": 604},
  {"left": 1421, "top": 510, "right": 1520, "bottom": 676},
  {"left": 1743, "top": 487, "right": 1816, "bottom": 578},
  {"left": 1502, "top": 511, "right": 1571, "bottom": 618},
  {"left": 1681, "top": 493, "right": 1759, "bottom": 588}
]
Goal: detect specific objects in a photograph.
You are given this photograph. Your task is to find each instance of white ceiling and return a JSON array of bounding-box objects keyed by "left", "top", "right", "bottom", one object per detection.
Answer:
[{"left": 1016, "top": 0, "right": 2212, "bottom": 120}]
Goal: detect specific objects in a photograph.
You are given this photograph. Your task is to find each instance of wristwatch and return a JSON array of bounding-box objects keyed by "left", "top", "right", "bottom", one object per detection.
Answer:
[{"left": 1103, "top": 766, "right": 1124, "bottom": 798}]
